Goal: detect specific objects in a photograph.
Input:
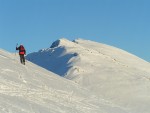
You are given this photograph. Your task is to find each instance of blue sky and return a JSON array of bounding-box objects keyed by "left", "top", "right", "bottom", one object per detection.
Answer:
[{"left": 0, "top": 0, "right": 150, "bottom": 61}]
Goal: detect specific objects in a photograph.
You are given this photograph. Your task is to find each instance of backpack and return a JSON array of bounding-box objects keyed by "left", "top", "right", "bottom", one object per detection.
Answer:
[
  {"left": 20, "top": 45, "right": 25, "bottom": 51},
  {"left": 19, "top": 45, "right": 25, "bottom": 55}
]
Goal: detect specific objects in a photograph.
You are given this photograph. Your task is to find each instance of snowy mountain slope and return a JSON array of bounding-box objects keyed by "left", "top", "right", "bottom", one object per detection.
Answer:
[
  {"left": 26, "top": 38, "right": 150, "bottom": 113},
  {"left": 0, "top": 49, "right": 129, "bottom": 113}
]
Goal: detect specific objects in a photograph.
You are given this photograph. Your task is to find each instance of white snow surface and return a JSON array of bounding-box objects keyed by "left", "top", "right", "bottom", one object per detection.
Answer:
[
  {"left": 0, "top": 48, "right": 129, "bottom": 113},
  {"left": 26, "top": 38, "right": 150, "bottom": 113}
]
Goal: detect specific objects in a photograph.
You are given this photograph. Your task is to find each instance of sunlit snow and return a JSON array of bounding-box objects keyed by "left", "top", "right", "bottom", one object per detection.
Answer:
[
  {"left": 0, "top": 47, "right": 128, "bottom": 113},
  {"left": 26, "top": 38, "right": 150, "bottom": 113}
]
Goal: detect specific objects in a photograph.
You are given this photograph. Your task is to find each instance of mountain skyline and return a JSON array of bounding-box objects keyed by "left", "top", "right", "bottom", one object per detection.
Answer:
[{"left": 0, "top": 0, "right": 150, "bottom": 62}]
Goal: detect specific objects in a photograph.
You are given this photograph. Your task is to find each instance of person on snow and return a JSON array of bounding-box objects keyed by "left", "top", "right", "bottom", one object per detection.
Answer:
[{"left": 16, "top": 44, "right": 26, "bottom": 65}]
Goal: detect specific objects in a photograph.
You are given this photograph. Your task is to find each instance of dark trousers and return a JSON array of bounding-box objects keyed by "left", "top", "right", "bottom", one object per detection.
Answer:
[{"left": 20, "top": 54, "right": 25, "bottom": 65}]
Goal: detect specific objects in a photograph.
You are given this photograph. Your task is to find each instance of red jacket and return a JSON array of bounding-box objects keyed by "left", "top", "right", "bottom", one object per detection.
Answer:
[{"left": 16, "top": 45, "right": 26, "bottom": 55}]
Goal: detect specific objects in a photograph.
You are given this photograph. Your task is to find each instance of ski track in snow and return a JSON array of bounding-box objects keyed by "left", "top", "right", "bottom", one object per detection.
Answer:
[{"left": 0, "top": 54, "right": 7, "bottom": 59}]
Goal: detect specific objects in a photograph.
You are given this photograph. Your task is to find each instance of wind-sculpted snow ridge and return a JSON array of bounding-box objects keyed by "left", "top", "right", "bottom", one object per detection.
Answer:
[
  {"left": 0, "top": 49, "right": 130, "bottom": 113},
  {"left": 26, "top": 38, "right": 150, "bottom": 113}
]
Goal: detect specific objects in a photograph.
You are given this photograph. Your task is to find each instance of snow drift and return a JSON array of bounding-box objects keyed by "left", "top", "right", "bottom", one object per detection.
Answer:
[{"left": 27, "top": 38, "right": 150, "bottom": 113}]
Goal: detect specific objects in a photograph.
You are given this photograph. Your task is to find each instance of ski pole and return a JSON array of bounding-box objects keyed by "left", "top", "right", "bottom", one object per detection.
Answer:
[{"left": 15, "top": 43, "right": 18, "bottom": 55}]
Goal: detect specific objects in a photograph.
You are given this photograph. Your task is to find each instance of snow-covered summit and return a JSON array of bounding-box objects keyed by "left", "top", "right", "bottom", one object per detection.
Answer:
[
  {"left": 26, "top": 38, "right": 150, "bottom": 113},
  {"left": 50, "top": 38, "right": 76, "bottom": 48},
  {"left": 27, "top": 38, "right": 150, "bottom": 77}
]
